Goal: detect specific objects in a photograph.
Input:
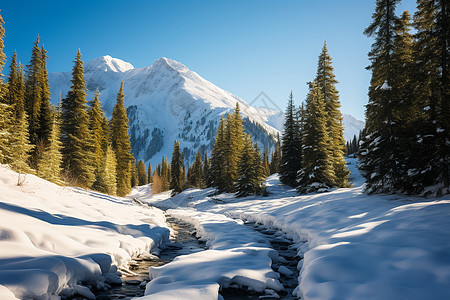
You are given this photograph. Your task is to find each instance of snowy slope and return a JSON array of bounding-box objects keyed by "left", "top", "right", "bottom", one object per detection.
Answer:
[
  {"left": 139, "top": 159, "right": 450, "bottom": 300},
  {"left": 0, "top": 164, "right": 169, "bottom": 300},
  {"left": 342, "top": 113, "right": 364, "bottom": 141},
  {"left": 49, "top": 56, "right": 279, "bottom": 167}
]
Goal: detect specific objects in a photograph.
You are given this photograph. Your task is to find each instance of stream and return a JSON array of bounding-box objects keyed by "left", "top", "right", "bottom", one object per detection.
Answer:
[
  {"left": 93, "top": 217, "right": 207, "bottom": 300},
  {"left": 70, "top": 213, "right": 301, "bottom": 299}
]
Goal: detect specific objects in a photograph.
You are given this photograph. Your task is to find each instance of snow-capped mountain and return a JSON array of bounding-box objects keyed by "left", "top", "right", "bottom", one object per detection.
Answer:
[
  {"left": 49, "top": 56, "right": 279, "bottom": 167},
  {"left": 342, "top": 113, "right": 365, "bottom": 142}
]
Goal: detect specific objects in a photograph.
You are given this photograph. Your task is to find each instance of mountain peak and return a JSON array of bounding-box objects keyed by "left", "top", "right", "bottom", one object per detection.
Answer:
[
  {"left": 152, "top": 57, "right": 188, "bottom": 73},
  {"left": 85, "top": 55, "right": 134, "bottom": 73}
]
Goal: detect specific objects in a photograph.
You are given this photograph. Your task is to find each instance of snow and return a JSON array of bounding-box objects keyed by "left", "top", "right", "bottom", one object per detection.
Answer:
[
  {"left": 342, "top": 113, "right": 365, "bottom": 142},
  {"left": 139, "top": 208, "right": 283, "bottom": 299},
  {"left": 0, "top": 164, "right": 170, "bottom": 299},
  {"left": 137, "top": 157, "right": 450, "bottom": 300}
]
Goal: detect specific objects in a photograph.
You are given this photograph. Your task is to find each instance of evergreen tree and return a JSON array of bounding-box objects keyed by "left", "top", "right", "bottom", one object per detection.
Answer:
[
  {"left": 131, "top": 160, "right": 138, "bottom": 188},
  {"left": 170, "top": 140, "right": 183, "bottom": 196},
  {"left": 262, "top": 148, "right": 270, "bottom": 177},
  {"left": 298, "top": 82, "right": 335, "bottom": 193},
  {"left": 203, "top": 152, "right": 212, "bottom": 187},
  {"left": 0, "top": 103, "right": 12, "bottom": 163},
  {"left": 189, "top": 150, "right": 205, "bottom": 188},
  {"left": 8, "top": 110, "right": 34, "bottom": 175},
  {"left": 25, "top": 36, "right": 42, "bottom": 146},
  {"left": 137, "top": 160, "right": 147, "bottom": 186},
  {"left": 269, "top": 140, "right": 281, "bottom": 174},
  {"left": 36, "top": 45, "right": 52, "bottom": 147},
  {"left": 160, "top": 156, "right": 171, "bottom": 192},
  {"left": 279, "top": 92, "right": 302, "bottom": 187},
  {"left": 37, "top": 107, "right": 63, "bottom": 184},
  {"left": 0, "top": 11, "right": 6, "bottom": 100},
  {"left": 147, "top": 162, "right": 153, "bottom": 184},
  {"left": 411, "top": 0, "right": 449, "bottom": 194},
  {"left": 88, "top": 89, "right": 111, "bottom": 191},
  {"left": 236, "top": 135, "right": 265, "bottom": 197},
  {"left": 111, "top": 81, "right": 133, "bottom": 196},
  {"left": 6, "top": 51, "right": 25, "bottom": 117},
  {"left": 316, "top": 42, "right": 349, "bottom": 187},
  {"left": 359, "top": 0, "right": 401, "bottom": 193},
  {"left": 61, "top": 50, "right": 95, "bottom": 188},
  {"left": 96, "top": 145, "right": 117, "bottom": 195},
  {"left": 211, "top": 117, "right": 226, "bottom": 192}
]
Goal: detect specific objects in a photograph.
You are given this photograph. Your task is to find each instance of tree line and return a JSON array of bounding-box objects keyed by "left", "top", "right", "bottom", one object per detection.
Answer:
[
  {"left": 360, "top": 0, "right": 449, "bottom": 195},
  {"left": 0, "top": 14, "right": 134, "bottom": 196}
]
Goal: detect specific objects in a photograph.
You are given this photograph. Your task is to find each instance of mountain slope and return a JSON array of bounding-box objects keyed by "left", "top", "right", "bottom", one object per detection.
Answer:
[{"left": 49, "top": 56, "right": 279, "bottom": 167}]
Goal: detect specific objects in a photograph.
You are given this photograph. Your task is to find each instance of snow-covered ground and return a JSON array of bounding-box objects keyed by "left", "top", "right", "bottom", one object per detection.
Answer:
[
  {"left": 1, "top": 158, "right": 449, "bottom": 300},
  {"left": 137, "top": 158, "right": 450, "bottom": 300},
  {"left": 0, "top": 165, "right": 169, "bottom": 300}
]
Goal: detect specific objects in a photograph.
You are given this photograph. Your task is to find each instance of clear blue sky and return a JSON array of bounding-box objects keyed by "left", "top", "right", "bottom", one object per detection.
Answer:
[{"left": 1, "top": 0, "right": 416, "bottom": 120}]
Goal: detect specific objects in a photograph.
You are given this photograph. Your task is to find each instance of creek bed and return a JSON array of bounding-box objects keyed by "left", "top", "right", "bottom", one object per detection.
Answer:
[{"left": 92, "top": 217, "right": 207, "bottom": 300}]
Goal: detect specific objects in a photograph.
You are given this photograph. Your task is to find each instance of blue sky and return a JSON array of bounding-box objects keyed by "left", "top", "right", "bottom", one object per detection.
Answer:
[{"left": 1, "top": 0, "right": 416, "bottom": 120}]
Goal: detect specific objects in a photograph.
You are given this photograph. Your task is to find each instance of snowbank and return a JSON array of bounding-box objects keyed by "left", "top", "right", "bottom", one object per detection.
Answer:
[
  {"left": 0, "top": 165, "right": 170, "bottom": 299},
  {"left": 139, "top": 208, "right": 283, "bottom": 299},
  {"left": 140, "top": 158, "right": 450, "bottom": 299}
]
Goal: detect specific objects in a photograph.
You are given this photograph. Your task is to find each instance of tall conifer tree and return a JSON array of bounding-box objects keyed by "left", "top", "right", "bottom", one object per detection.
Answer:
[
  {"left": 137, "top": 160, "right": 147, "bottom": 186},
  {"left": 411, "top": 0, "right": 449, "bottom": 194},
  {"left": 359, "top": 0, "right": 401, "bottom": 193},
  {"left": 316, "top": 42, "right": 349, "bottom": 187},
  {"left": 111, "top": 81, "right": 133, "bottom": 196},
  {"left": 279, "top": 92, "right": 302, "bottom": 187},
  {"left": 147, "top": 162, "right": 153, "bottom": 184},
  {"left": 298, "top": 82, "right": 335, "bottom": 193},
  {"left": 61, "top": 50, "right": 95, "bottom": 187},
  {"left": 170, "top": 140, "right": 183, "bottom": 196}
]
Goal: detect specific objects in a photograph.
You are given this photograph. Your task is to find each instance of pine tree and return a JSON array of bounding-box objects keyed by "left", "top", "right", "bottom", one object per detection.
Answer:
[
  {"left": 0, "top": 10, "right": 6, "bottom": 100},
  {"left": 111, "top": 81, "right": 133, "bottom": 196},
  {"left": 94, "top": 145, "right": 117, "bottom": 195},
  {"left": 131, "top": 160, "right": 138, "bottom": 188},
  {"left": 160, "top": 156, "right": 171, "bottom": 192},
  {"left": 8, "top": 109, "right": 34, "bottom": 176},
  {"left": 36, "top": 45, "right": 52, "bottom": 147},
  {"left": 25, "top": 36, "right": 42, "bottom": 146},
  {"left": 61, "top": 50, "right": 95, "bottom": 188},
  {"left": 147, "top": 162, "right": 153, "bottom": 184},
  {"left": 316, "top": 42, "right": 349, "bottom": 187},
  {"left": 236, "top": 135, "right": 265, "bottom": 197},
  {"left": 189, "top": 150, "right": 205, "bottom": 188},
  {"left": 411, "top": 0, "right": 449, "bottom": 194},
  {"left": 279, "top": 92, "right": 302, "bottom": 187},
  {"left": 262, "top": 148, "right": 270, "bottom": 177},
  {"left": 0, "top": 103, "right": 12, "bottom": 163},
  {"left": 170, "top": 140, "right": 183, "bottom": 196},
  {"left": 269, "top": 140, "right": 281, "bottom": 174},
  {"left": 137, "top": 160, "right": 147, "bottom": 186},
  {"left": 88, "top": 89, "right": 111, "bottom": 191},
  {"left": 298, "top": 82, "right": 335, "bottom": 193},
  {"left": 203, "top": 152, "right": 212, "bottom": 187},
  {"left": 37, "top": 107, "right": 63, "bottom": 184},
  {"left": 211, "top": 117, "right": 226, "bottom": 192},
  {"left": 6, "top": 51, "right": 25, "bottom": 117},
  {"left": 359, "top": 0, "right": 401, "bottom": 194}
]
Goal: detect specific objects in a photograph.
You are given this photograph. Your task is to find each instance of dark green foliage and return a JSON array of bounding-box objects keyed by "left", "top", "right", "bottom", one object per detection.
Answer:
[
  {"left": 111, "top": 81, "right": 133, "bottom": 196},
  {"left": 25, "top": 36, "right": 43, "bottom": 147},
  {"left": 188, "top": 150, "right": 205, "bottom": 188},
  {"left": 297, "top": 82, "right": 335, "bottom": 193},
  {"left": 316, "top": 42, "right": 349, "bottom": 187},
  {"left": 203, "top": 152, "right": 212, "bottom": 187},
  {"left": 61, "top": 50, "right": 95, "bottom": 188},
  {"left": 236, "top": 135, "right": 266, "bottom": 197},
  {"left": 269, "top": 138, "right": 281, "bottom": 175},
  {"left": 6, "top": 51, "right": 25, "bottom": 117},
  {"left": 131, "top": 160, "right": 138, "bottom": 188},
  {"left": 137, "top": 160, "right": 147, "bottom": 186},
  {"left": 279, "top": 92, "right": 302, "bottom": 187},
  {"left": 210, "top": 104, "right": 246, "bottom": 193},
  {"left": 262, "top": 149, "right": 270, "bottom": 177},
  {"left": 359, "top": 0, "right": 402, "bottom": 194},
  {"left": 170, "top": 140, "right": 183, "bottom": 196},
  {"left": 36, "top": 45, "right": 52, "bottom": 148}
]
